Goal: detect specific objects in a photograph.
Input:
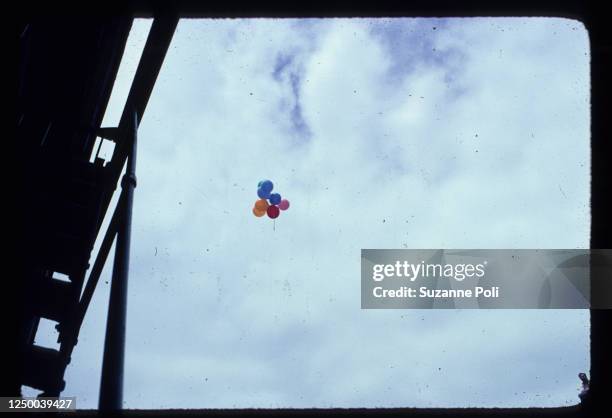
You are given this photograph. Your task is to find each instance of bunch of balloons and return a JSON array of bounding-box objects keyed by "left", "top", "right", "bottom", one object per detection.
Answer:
[{"left": 252, "top": 180, "right": 290, "bottom": 219}]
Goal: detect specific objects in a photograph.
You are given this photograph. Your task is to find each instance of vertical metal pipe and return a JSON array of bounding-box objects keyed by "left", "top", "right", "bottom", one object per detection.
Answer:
[{"left": 99, "top": 109, "right": 138, "bottom": 410}]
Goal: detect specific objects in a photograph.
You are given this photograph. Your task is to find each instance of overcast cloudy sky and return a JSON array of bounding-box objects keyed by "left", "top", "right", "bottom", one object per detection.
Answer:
[{"left": 30, "top": 17, "right": 590, "bottom": 408}]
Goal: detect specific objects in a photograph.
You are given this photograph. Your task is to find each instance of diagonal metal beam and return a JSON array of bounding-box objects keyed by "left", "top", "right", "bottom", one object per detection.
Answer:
[{"left": 95, "top": 16, "right": 178, "bottom": 238}]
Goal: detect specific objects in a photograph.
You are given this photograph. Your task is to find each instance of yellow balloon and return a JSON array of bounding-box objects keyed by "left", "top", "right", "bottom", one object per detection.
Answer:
[
  {"left": 253, "top": 207, "right": 266, "bottom": 217},
  {"left": 255, "top": 199, "right": 269, "bottom": 211}
]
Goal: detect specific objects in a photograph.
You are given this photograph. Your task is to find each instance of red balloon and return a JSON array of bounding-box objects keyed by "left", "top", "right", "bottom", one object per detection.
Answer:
[{"left": 267, "top": 205, "right": 280, "bottom": 219}]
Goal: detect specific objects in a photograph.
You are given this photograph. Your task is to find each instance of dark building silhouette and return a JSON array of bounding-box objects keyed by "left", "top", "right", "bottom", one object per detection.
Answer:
[{"left": 18, "top": 16, "right": 177, "bottom": 409}]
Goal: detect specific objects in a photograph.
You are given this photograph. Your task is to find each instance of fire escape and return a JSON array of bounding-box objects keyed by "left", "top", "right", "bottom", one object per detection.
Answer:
[{"left": 18, "top": 16, "right": 178, "bottom": 409}]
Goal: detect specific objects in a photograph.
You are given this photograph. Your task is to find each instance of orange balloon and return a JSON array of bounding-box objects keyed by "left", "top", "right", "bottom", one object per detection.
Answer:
[
  {"left": 252, "top": 207, "right": 266, "bottom": 217},
  {"left": 254, "top": 199, "right": 269, "bottom": 211}
]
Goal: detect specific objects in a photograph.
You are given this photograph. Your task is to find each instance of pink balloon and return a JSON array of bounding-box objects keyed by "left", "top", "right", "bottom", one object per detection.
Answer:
[{"left": 278, "top": 199, "right": 290, "bottom": 210}]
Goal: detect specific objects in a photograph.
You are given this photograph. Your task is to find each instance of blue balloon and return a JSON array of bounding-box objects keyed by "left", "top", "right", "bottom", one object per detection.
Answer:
[
  {"left": 269, "top": 193, "right": 281, "bottom": 205},
  {"left": 260, "top": 180, "right": 274, "bottom": 193},
  {"left": 257, "top": 187, "right": 271, "bottom": 199}
]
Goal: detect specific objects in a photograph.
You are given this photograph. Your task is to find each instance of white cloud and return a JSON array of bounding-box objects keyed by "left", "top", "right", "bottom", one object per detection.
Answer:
[{"left": 36, "top": 17, "right": 590, "bottom": 409}]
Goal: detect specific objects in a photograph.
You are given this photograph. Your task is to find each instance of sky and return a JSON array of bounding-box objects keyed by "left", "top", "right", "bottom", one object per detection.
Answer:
[{"left": 29, "top": 17, "right": 590, "bottom": 408}]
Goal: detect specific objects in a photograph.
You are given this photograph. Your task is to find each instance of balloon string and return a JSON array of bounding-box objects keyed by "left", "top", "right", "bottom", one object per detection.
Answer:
[{"left": 273, "top": 219, "right": 276, "bottom": 232}]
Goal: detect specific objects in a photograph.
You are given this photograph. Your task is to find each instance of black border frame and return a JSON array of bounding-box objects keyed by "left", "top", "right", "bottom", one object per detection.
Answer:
[{"left": 18, "top": 1, "right": 611, "bottom": 416}]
